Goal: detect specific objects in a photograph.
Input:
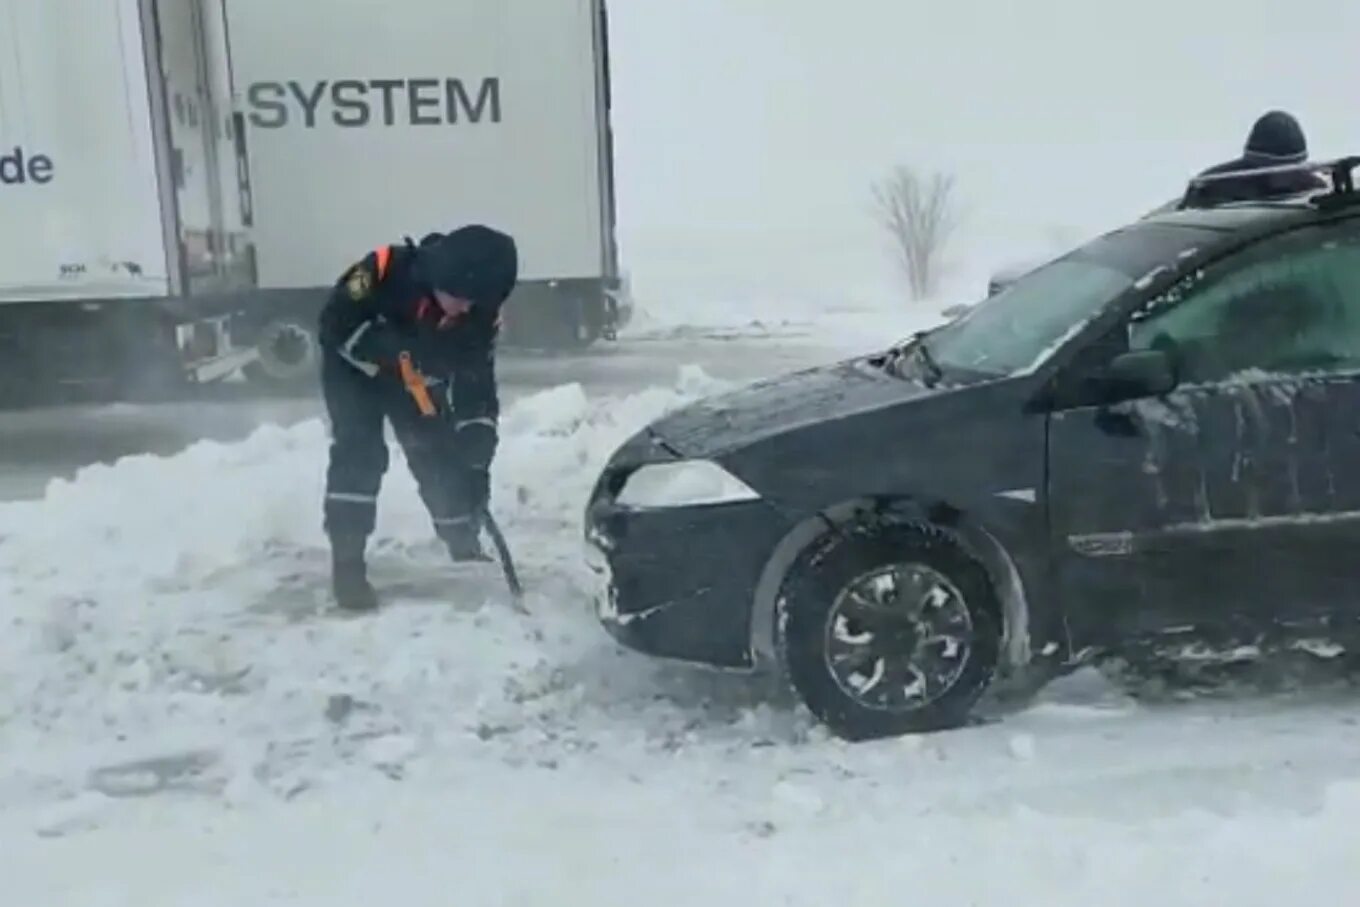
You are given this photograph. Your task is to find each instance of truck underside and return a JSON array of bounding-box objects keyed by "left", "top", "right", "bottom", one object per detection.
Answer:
[{"left": 0, "top": 298, "right": 255, "bottom": 408}]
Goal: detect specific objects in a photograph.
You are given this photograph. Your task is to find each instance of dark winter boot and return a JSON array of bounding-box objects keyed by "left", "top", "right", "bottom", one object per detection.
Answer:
[
  {"left": 441, "top": 521, "right": 491, "bottom": 563},
  {"left": 330, "top": 536, "right": 379, "bottom": 612}
]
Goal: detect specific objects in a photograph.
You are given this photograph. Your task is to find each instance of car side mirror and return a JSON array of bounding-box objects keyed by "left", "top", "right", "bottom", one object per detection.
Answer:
[{"left": 1096, "top": 349, "right": 1177, "bottom": 401}]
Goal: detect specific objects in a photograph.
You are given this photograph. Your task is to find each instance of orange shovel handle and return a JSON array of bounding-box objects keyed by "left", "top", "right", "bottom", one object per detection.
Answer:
[{"left": 398, "top": 351, "right": 437, "bottom": 416}]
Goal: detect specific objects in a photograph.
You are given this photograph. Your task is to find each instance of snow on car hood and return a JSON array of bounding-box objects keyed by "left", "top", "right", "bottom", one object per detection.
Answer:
[{"left": 643, "top": 356, "right": 937, "bottom": 458}]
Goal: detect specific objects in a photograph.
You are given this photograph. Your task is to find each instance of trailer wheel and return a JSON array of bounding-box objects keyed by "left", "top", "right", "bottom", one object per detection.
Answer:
[{"left": 244, "top": 316, "right": 319, "bottom": 390}]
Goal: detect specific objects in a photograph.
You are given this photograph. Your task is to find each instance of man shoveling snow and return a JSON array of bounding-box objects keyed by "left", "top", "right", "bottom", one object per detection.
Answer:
[{"left": 317, "top": 224, "right": 519, "bottom": 612}]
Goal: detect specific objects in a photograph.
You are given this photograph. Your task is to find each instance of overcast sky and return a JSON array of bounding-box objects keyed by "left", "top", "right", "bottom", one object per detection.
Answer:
[{"left": 605, "top": 0, "right": 1360, "bottom": 308}]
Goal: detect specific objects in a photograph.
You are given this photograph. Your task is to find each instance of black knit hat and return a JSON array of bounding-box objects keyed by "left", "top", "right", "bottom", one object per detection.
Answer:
[
  {"left": 419, "top": 224, "right": 518, "bottom": 307},
  {"left": 1244, "top": 110, "right": 1309, "bottom": 163}
]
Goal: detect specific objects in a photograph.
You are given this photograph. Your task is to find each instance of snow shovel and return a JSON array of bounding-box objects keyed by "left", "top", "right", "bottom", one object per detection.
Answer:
[
  {"left": 481, "top": 508, "right": 526, "bottom": 611},
  {"left": 401, "top": 355, "right": 522, "bottom": 610}
]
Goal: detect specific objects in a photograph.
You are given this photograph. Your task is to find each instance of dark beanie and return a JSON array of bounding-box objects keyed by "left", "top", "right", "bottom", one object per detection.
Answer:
[
  {"left": 420, "top": 225, "right": 519, "bottom": 307},
  {"left": 1244, "top": 111, "right": 1308, "bottom": 163}
]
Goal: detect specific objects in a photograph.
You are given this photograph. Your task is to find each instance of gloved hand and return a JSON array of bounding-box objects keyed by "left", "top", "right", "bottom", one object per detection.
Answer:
[
  {"left": 349, "top": 319, "right": 418, "bottom": 374},
  {"left": 454, "top": 419, "right": 498, "bottom": 470}
]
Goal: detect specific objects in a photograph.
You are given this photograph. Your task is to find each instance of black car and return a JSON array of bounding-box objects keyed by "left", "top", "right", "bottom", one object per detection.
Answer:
[{"left": 584, "top": 157, "right": 1360, "bottom": 741}]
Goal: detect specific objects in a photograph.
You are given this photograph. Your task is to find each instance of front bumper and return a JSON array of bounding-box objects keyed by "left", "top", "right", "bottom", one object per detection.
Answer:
[{"left": 584, "top": 449, "right": 793, "bottom": 670}]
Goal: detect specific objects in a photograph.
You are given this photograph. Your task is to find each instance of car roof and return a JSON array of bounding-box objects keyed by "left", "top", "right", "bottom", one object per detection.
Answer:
[
  {"left": 1068, "top": 157, "right": 1360, "bottom": 279},
  {"left": 989, "top": 159, "right": 1359, "bottom": 293},
  {"left": 1068, "top": 199, "right": 1342, "bottom": 283},
  {"left": 1143, "top": 199, "right": 1320, "bottom": 234}
]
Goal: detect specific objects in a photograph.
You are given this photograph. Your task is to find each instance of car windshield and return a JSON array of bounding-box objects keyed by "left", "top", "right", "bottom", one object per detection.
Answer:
[{"left": 920, "top": 258, "right": 1136, "bottom": 378}]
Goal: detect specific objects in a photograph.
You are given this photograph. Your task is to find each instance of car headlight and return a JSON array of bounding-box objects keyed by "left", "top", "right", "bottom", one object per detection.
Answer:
[{"left": 615, "top": 459, "right": 760, "bottom": 509}]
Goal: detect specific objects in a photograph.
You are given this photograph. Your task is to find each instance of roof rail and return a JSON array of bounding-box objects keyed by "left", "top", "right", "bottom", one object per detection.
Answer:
[{"left": 1179, "top": 156, "right": 1360, "bottom": 211}]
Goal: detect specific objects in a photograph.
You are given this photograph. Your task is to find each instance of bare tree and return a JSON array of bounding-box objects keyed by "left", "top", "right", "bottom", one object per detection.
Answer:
[{"left": 872, "top": 165, "right": 960, "bottom": 301}]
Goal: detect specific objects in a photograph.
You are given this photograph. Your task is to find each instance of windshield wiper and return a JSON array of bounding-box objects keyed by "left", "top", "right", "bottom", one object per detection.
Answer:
[
  {"left": 911, "top": 333, "right": 943, "bottom": 387},
  {"left": 878, "top": 330, "right": 943, "bottom": 386}
]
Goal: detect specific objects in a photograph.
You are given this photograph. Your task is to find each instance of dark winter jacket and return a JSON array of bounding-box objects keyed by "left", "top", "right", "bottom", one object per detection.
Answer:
[
  {"left": 1184, "top": 111, "right": 1327, "bottom": 207},
  {"left": 317, "top": 225, "right": 519, "bottom": 428}
]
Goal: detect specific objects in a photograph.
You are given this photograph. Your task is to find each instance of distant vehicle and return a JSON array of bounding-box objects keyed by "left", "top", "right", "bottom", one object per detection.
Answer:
[
  {"left": 584, "top": 157, "right": 1360, "bottom": 741},
  {"left": 0, "top": 0, "right": 625, "bottom": 405},
  {"left": 222, "top": 0, "right": 626, "bottom": 387},
  {"left": 0, "top": 0, "right": 257, "bottom": 404}
]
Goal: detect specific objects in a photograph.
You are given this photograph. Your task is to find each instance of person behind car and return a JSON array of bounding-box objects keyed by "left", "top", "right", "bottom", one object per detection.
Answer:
[{"left": 1182, "top": 110, "right": 1328, "bottom": 207}]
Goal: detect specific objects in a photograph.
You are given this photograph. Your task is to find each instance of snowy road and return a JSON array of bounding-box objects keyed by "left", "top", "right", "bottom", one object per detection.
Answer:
[
  {"left": 4, "top": 320, "right": 1360, "bottom": 903},
  {"left": 0, "top": 330, "right": 859, "bottom": 501},
  {"left": 10, "top": 683, "right": 1360, "bottom": 906}
]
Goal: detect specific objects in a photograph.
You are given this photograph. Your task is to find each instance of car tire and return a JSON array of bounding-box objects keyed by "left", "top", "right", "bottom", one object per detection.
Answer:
[{"left": 775, "top": 521, "right": 1002, "bottom": 740}]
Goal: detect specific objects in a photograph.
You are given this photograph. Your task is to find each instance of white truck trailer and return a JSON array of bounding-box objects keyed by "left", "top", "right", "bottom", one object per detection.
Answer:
[
  {"left": 222, "top": 0, "right": 626, "bottom": 388},
  {"left": 0, "top": 0, "right": 624, "bottom": 402},
  {"left": 0, "top": 0, "right": 258, "bottom": 404}
]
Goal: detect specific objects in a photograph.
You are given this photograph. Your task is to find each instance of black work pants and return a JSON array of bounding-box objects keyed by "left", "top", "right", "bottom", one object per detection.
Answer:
[{"left": 321, "top": 352, "right": 478, "bottom": 543}]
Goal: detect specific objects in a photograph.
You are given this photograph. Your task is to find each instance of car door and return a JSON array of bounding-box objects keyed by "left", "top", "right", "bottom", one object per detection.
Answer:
[{"left": 1048, "top": 214, "right": 1360, "bottom": 649}]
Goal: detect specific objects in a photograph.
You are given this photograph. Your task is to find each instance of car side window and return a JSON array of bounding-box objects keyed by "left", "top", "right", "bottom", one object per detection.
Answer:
[{"left": 1127, "top": 222, "right": 1360, "bottom": 384}]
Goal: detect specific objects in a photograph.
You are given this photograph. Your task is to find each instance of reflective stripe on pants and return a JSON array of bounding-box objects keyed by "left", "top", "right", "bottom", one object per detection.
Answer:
[{"left": 321, "top": 350, "right": 480, "bottom": 541}]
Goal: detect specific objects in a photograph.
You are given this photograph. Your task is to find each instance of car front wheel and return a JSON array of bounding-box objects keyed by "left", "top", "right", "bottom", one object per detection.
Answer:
[{"left": 776, "top": 522, "right": 1001, "bottom": 740}]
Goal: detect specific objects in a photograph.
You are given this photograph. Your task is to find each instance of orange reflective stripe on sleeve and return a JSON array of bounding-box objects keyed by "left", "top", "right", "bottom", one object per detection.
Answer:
[{"left": 374, "top": 245, "right": 393, "bottom": 280}]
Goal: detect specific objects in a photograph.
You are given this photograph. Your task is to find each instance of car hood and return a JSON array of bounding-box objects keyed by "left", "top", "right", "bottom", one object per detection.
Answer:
[{"left": 645, "top": 356, "right": 938, "bottom": 458}]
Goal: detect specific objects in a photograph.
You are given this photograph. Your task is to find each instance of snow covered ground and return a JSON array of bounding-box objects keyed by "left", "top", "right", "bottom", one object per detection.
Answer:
[
  {"left": 0, "top": 329, "right": 906, "bottom": 502},
  {"left": 618, "top": 278, "right": 960, "bottom": 347},
  {"left": 5, "top": 360, "right": 1360, "bottom": 904},
  {"left": 6, "top": 0, "right": 1358, "bottom": 894}
]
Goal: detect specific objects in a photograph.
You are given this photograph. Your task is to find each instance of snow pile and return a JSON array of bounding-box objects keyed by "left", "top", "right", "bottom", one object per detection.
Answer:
[
  {"left": 0, "top": 365, "right": 773, "bottom": 808},
  {"left": 6, "top": 367, "right": 1360, "bottom": 901}
]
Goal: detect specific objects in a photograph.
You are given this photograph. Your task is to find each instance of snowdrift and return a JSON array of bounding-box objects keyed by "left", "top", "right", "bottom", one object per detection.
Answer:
[
  {"left": 5, "top": 368, "right": 1360, "bottom": 905},
  {"left": 0, "top": 366, "right": 771, "bottom": 805}
]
